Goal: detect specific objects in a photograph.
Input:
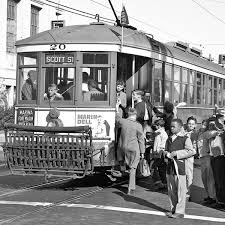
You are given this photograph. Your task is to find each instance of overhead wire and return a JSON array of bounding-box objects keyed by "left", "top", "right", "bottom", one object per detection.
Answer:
[
  {"left": 191, "top": 0, "right": 225, "bottom": 26},
  {"left": 42, "top": 0, "right": 225, "bottom": 47},
  {"left": 45, "top": 0, "right": 115, "bottom": 24},
  {"left": 89, "top": 0, "right": 189, "bottom": 42}
]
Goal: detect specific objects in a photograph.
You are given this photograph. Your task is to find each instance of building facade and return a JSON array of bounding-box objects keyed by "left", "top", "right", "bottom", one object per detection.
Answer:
[{"left": 0, "top": 0, "right": 88, "bottom": 107}]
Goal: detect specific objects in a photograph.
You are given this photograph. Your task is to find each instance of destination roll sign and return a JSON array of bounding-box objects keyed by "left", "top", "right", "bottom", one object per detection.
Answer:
[{"left": 45, "top": 53, "right": 74, "bottom": 64}]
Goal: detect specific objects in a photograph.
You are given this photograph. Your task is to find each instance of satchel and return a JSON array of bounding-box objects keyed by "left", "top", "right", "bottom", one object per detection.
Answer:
[{"left": 137, "top": 159, "right": 151, "bottom": 177}]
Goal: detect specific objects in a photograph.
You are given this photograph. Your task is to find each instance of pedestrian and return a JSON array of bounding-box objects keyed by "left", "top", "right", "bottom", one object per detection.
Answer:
[
  {"left": 164, "top": 119, "right": 195, "bottom": 218},
  {"left": 116, "top": 80, "right": 127, "bottom": 118},
  {"left": 115, "top": 80, "right": 127, "bottom": 172},
  {"left": 44, "top": 84, "right": 64, "bottom": 101},
  {"left": 46, "top": 107, "right": 63, "bottom": 127},
  {"left": 132, "top": 89, "right": 152, "bottom": 129},
  {"left": 151, "top": 119, "right": 168, "bottom": 190},
  {"left": 21, "top": 70, "right": 37, "bottom": 100},
  {"left": 153, "top": 101, "right": 176, "bottom": 135},
  {"left": 207, "top": 117, "right": 225, "bottom": 206},
  {"left": 184, "top": 116, "right": 198, "bottom": 202},
  {"left": 115, "top": 106, "right": 145, "bottom": 195},
  {"left": 197, "top": 119, "right": 217, "bottom": 204}
]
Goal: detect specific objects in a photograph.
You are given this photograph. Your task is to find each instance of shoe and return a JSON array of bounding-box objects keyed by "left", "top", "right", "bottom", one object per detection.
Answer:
[
  {"left": 203, "top": 196, "right": 211, "bottom": 202},
  {"left": 127, "top": 189, "right": 135, "bottom": 196},
  {"left": 204, "top": 197, "right": 216, "bottom": 204},
  {"left": 157, "top": 183, "right": 167, "bottom": 190},
  {"left": 168, "top": 213, "right": 184, "bottom": 219}
]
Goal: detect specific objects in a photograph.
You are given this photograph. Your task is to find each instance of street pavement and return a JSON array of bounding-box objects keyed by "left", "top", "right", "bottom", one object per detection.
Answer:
[{"left": 0, "top": 165, "right": 224, "bottom": 225}]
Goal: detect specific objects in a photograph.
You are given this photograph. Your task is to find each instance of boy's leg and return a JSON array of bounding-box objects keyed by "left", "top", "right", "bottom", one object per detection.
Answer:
[
  {"left": 152, "top": 159, "right": 161, "bottom": 185},
  {"left": 158, "top": 158, "right": 167, "bottom": 185},
  {"left": 166, "top": 174, "right": 177, "bottom": 213},
  {"left": 175, "top": 174, "right": 187, "bottom": 215},
  {"left": 186, "top": 157, "right": 194, "bottom": 199}
]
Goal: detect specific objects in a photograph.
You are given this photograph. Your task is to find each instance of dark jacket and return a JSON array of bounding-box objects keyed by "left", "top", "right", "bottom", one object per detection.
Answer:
[{"left": 165, "top": 135, "right": 194, "bottom": 175}]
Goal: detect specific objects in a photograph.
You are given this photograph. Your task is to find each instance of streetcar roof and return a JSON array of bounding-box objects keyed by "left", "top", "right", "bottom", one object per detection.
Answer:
[{"left": 16, "top": 23, "right": 225, "bottom": 75}]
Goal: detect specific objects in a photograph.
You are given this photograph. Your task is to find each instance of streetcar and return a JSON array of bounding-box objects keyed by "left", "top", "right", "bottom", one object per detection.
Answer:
[{"left": 4, "top": 21, "right": 225, "bottom": 179}]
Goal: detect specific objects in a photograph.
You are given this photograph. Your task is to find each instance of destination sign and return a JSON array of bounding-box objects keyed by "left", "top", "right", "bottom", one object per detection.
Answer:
[
  {"left": 17, "top": 108, "right": 35, "bottom": 126},
  {"left": 45, "top": 54, "right": 74, "bottom": 64}
]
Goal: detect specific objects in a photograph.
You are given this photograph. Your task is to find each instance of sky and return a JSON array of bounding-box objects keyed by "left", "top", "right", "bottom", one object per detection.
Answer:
[{"left": 59, "top": 0, "right": 225, "bottom": 63}]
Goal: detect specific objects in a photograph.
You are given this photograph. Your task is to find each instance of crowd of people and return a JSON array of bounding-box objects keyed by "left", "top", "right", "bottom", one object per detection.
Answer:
[{"left": 115, "top": 80, "right": 225, "bottom": 219}]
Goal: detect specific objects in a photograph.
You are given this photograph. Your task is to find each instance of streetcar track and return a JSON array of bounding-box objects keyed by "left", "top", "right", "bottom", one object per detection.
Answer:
[
  {"left": 0, "top": 177, "right": 72, "bottom": 198},
  {"left": 0, "top": 179, "right": 128, "bottom": 224}
]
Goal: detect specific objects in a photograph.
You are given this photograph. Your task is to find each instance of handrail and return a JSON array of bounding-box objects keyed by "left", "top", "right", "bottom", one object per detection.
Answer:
[{"left": 4, "top": 123, "right": 90, "bottom": 133}]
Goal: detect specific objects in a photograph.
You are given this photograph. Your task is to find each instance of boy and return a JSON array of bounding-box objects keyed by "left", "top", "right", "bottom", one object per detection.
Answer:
[
  {"left": 46, "top": 107, "right": 63, "bottom": 127},
  {"left": 152, "top": 119, "right": 168, "bottom": 189},
  {"left": 184, "top": 116, "right": 197, "bottom": 201},
  {"left": 116, "top": 80, "right": 127, "bottom": 118},
  {"left": 115, "top": 107, "right": 145, "bottom": 195},
  {"left": 164, "top": 119, "right": 195, "bottom": 218},
  {"left": 44, "top": 84, "right": 64, "bottom": 101}
]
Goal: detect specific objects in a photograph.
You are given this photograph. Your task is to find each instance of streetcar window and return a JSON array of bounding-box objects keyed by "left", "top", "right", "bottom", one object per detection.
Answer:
[
  {"left": 153, "top": 61, "right": 162, "bottom": 103},
  {"left": 189, "top": 85, "right": 195, "bottom": 104},
  {"left": 223, "top": 80, "right": 225, "bottom": 106},
  {"left": 214, "top": 78, "right": 218, "bottom": 105},
  {"left": 219, "top": 79, "right": 222, "bottom": 106},
  {"left": 165, "top": 64, "right": 172, "bottom": 101},
  {"left": 174, "top": 66, "right": 181, "bottom": 81},
  {"left": 174, "top": 82, "right": 180, "bottom": 104},
  {"left": 181, "top": 68, "right": 188, "bottom": 103},
  {"left": 202, "top": 74, "right": 207, "bottom": 105},
  {"left": 189, "top": 70, "right": 195, "bottom": 85},
  {"left": 43, "top": 67, "right": 75, "bottom": 101},
  {"left": 165, "top": 81, "right": 172, "bottom": 102},
  {"left": 189, "top": 70, "right": 196, "bottom": 105},
  {"left": 83, "top": 53, "right": 108, "bottom": 64},
  {"left": 181, "top": 84, "right": 188, "bottom": 103},
  {"left": 82, "top": 67, "right": 108, "bottom": 101},
  {"left": 19, "top": 52, "right": 37, "bottom": 65},
  {"left": 165, "top": 64, "right": 172, "bottom": 80},
  {"left": 20, "top": 68, "right": 37, "bottom": 101},
  {"left": 196, "top": 72, "right": 201, "bottom": 105},
  {"left": 182, "top": 69, "right": 188, "bottom": 83},
  {"left": 208, "top": 76, "right": 213, "bottom": 105}
]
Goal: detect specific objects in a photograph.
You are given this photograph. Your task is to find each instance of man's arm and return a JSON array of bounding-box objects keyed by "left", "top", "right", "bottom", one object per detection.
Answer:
[{"left": 137, "top": 125, "right": 145, "bottom": 155}]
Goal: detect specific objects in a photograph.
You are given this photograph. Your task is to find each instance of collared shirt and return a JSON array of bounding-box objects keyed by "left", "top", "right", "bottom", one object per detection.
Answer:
[{"left": 153, "top": 127, "right": 168, "bottom": 158}]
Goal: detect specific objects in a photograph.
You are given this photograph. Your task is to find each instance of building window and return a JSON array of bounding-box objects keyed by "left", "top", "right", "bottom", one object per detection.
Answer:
[
  {"left": 6, "top": 0, "right": 17, "bottom": 53},
  {"left": 30, "top": 5, "right": 40, "bottom": 36}
]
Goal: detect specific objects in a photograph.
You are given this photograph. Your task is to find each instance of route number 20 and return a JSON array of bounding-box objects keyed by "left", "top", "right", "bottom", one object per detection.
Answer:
[{"left": 50, "top": 44, "right": 66, "bottom": 50}]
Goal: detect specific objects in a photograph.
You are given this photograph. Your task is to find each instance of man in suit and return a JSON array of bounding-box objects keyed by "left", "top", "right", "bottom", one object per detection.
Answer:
[{"left": 115, "top": 105, "right": 145, "bottom": 195}]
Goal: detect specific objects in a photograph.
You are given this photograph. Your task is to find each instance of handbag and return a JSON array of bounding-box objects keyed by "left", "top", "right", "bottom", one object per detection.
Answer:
[{"left": 137, "top": 158, "right": 151, "bottom": 177}]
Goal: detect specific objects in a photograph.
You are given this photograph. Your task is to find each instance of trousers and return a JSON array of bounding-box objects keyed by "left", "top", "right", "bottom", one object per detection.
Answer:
[
  {"left": 199, "top": 156, "right": 216, "bottom": 199},
  {"left": 167, "top": 174, "right": 187, "bottom": 215},
  {"left": 186, "top": 157, "right": 194, "bottom": 198},
  {"left": 128, "top": 167, "right": 136, "bottom": 191}
]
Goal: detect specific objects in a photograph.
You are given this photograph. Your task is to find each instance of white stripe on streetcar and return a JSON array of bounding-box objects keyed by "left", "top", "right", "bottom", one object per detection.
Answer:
[{"left": 0, "top": 201, "right": 224, "bottom": 223}]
